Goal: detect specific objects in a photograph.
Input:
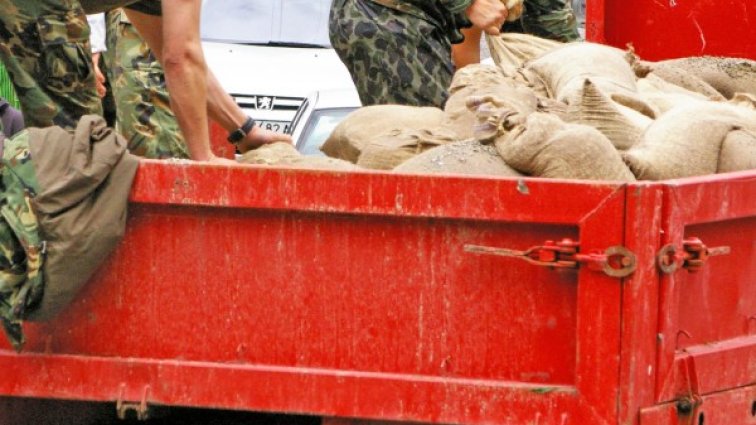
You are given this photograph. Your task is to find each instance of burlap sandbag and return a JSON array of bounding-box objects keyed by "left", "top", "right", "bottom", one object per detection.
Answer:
[
  {"left": 652, "top": 56, "right": 756, "bottom": 99},
  {"left": 729, "top": 93, "right": 756, "bottom": 111},
  {"left": 623, "top": 103, "right": 756, "bottom": 180},
  {"left": 566, "top": 79, "right": 652, "bottom": 150},
  {"left": 356, "top": 128, "right": 457, "bottom": 170},
  {"left": 635, "top": 74, "right": 710, "bottom": 115},
  {"left": 238, "top": 142, "right": 361, "bottom": 171},
  {"left": 718, "top": 129, "right": 756, "bottom": 173},
  {"left": 524, "top": 42, "right": 638, "bottom": 103},
  {"left": 321, "top": 105, "right": 445, "bottom": 163},
  {"left": 648, "top": 68, "right": 725, "bottom": 100},
  {"left": 394, "top": 139, "right": 522, "bottom": 177},
  {"left": 448, "top": 64, "right": 512, "bottom": 95},
  {"left": 485, "top": 32, "right": 562, "bottom": 73},
  {"left": 443, "top": 80, "right": 538, "bottom": 140},
  {"left": 495, "top": 112, "right": 636, "bottom": 181}
]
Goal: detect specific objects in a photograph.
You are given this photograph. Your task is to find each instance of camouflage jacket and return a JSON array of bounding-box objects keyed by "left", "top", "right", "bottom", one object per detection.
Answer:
[{"left": 368, "top": 0, "right": 473, "bottom": 43}]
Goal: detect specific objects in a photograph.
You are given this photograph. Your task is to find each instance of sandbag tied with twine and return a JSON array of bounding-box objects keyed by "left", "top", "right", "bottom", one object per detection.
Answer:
[
  {"left": 357, "top": 127, "right": 457, "bottom": 170},
  {"left": 394, "top": 139, "right": 522, "bottom": 177},
  {"left": 623, "top": 103, "right": 756, "bottom": 180},
  {"left": 238, "top": 142, "right": 361, "bottom": 171},
  {"left": 466, "top": 95, "right": 529, "bottom": 143},
  {"left": 446, "top": 82, "right": 539, "bottom": 141},
  {"left": 321, "top": 105, "right": 445, "bottom": 163},
  {"left": 485, "top": 32, "right": 563, "bottom": 73},
  {"left": 495, "top": 112, "right": 637, "bottom": 181},
  {"left": 718, "top": 129, "right": 756, "bottom": 173},
  {"left": 651, "top": 56, "right": 756, "bottom": 99},
  {"left": 524, "top": 42, "right": 639, "bottom": 103},
  {"left": 566, "top": 79, "right": 653, "bottom": 151}
]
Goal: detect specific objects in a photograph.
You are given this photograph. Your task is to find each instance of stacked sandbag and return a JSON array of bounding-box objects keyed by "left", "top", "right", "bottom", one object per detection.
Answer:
[
  {"left": 321, "top": 105, "right": 445, "bottom": 163},
  {"left": 495, "top": 112, "right": 636, "bottom": 181},
  {"left": 622, "top": 103, "right": 756, "bottom": 180},
  {"left": 443, "top": 65, "right": 539, "bottom": 139},
  {"left": 651, "top": 56, "right": 756, "bottom": 99},
  {"left": 394, "top": 139, "right": 522, "bottom": 177},
  {"left": 566, "top": 79, "right": 653, "bottom": 150},
  {"left": 523, "top": 42, "right": 638, "bottom": 103},
  {"left": 719, "top": 129, "right": 756, "bottom": 173},
  {"left": 356, "top": 127, "right": 457, "bottom": 170},
  {"left": 485, "top": 32, "right": 563, "bottom": 73},
  {"left": 239, "top": 142, "right": 361, "bottom": 171},
  {"left": 635, "top": 74, "right": 710, "bottom": 114}
]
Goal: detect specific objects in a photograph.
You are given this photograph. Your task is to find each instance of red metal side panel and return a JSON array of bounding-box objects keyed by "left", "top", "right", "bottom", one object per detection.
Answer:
[
  {"left": 655, "top": 171, "right": 756, "bottom": 406},
  {"left": 586, "top": 0, "right": 756, "bottom": 60},
  {"left": 0, "top": 162, "right": 628, "bottom": 425}
]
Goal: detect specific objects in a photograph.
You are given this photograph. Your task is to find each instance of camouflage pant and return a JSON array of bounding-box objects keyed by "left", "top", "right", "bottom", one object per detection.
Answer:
[
  {"left": 0, "top": 1, "right": 102, "bottom": 129},
  {"left": 329, "top": 0, "right": 454, "bottom": 108},
  {"left": 504, "top": 0, "right": 580, "bottom": 42},
  {"left": 0, "top": 130, "right": 44, "bottom": 350},
  {"left": 103, "top": 9, "right": 187, "bottom": 159}
]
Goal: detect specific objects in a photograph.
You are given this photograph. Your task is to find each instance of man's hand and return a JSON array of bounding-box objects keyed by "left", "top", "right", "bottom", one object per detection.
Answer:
[
  {"left": 466, "top": 0, "right": 509, "bottom": 35},
  {"left": 235, "top": 126, "right": 293, "bottom": 154},
  {"left": 92, "top": 52, "right": 107, "bottom": 98}
]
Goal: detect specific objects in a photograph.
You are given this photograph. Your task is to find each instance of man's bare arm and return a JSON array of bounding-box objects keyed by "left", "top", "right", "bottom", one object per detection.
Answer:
[{"left": 125, "top": 4, "right": 291, "bottom": 161}]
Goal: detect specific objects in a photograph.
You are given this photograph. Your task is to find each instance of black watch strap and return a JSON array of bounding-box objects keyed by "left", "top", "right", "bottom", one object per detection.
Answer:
[{"left": 227, "top": 116, "right": 256, "bottom": 144}]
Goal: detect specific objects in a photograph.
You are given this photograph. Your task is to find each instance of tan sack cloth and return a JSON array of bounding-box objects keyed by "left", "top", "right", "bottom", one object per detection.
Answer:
[
  {"left": 445, "top": 82, "right": 539, "bottom": 140},
  {"left": 524, "top": 42, "right": 638, "bottom": 103},
  {"left": 357, "top": 128, "right": 457, "bottom": 170},
  {"left": 566, "top": 79, "right": 652, "bottom": 150},
  {"left": 238, "top": 143, "right": 361, "bottom": 171},
  {"left": 652, "top": 56, "right": 756, "bottom": 99},
  {"left": 321, "top": 105, "right": 445, "bottom": 163},
  {"left": 718, "top": 129, "right": 756, "bottom": 173},
  {"left": 27, "top": 116, "right": 139, "bottom": 320},
  {"left": 394, "top": 139, "right": 522, "bottom": 177},
  {"left": 495, "top": 112, "right": 636, "bottom": 181},
  {"left": 623, "top": 103, "right": 756, "bottom": 180},
  {"left": 485, "top": 33, "right": 562, "bottom": 73}
]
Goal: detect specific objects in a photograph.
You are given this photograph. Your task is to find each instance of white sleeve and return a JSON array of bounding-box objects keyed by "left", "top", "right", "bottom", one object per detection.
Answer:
[{"left": 87, "top": 13, "right": 107, "bottom": 54}]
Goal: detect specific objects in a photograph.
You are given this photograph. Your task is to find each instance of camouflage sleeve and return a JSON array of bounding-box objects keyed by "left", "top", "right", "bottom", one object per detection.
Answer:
[{"left": 439, "top": 0, "right": 473, "bottom": 14}]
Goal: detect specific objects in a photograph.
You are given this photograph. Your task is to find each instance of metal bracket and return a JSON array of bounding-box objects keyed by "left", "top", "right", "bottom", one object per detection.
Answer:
[
  {"left": 657, "top": 237, "right": 730, "bottom": 274},
  {"left": 116, "top": 384, "right": 151, "bottom": 421},
  {"left": 464, "top": 238, "right": 637, "bottom": 278}
]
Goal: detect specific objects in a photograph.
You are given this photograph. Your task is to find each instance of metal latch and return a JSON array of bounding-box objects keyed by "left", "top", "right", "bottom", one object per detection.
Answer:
[
  {"left": 464, "top": 238, "right": 637, "bottom": 278},
  {"left": 116, "top": 384, "right": 150, "bottom": 421},
  {"left": 657, "top": 237, "right": 731, "bottom": 274}
]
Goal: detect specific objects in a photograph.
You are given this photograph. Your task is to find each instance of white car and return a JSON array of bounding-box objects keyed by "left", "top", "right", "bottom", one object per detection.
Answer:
[
  {"left": 201, "top": 0, "right": 360, "bottom": 138},
  {"left": 290, "top": 89, "right": 362, "bottom": 156}
]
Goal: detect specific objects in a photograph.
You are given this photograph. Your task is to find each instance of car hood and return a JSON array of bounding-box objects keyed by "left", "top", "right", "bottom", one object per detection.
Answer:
[{"left": 202, "top": 41, "right": 356, "bottom": 99}]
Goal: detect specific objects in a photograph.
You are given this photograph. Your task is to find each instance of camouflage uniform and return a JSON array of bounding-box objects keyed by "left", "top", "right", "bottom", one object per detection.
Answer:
[
  {"left": 0, "top": 1, "right": 101, "bottom": 129},
  {"left": 0, "top": 130, "right": 45, "bottom": 350},
  {"left": 104, "top": 9, "right": 188, "bottom": 159},
  {"left": 329, "top": 0, "right": 473, "bottom": 108},
  {"left": 0, "top": 0, "right": 161, "bottom": 130},
  {"left": 504, "top": 0, "right": 580, "bottom": 42}
]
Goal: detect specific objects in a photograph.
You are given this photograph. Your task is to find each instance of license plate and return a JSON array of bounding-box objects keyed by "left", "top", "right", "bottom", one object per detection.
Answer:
[{"left": 258, "top": 120, "right": 290, "bottom": 134}]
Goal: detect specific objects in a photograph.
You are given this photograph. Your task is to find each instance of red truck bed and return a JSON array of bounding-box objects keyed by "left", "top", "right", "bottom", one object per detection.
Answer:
[{"left": 0, "top": 162, "right": 753, "bottom": 425}]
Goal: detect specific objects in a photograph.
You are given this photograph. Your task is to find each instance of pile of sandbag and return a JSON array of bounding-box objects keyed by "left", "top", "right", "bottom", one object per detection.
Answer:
[{"left": 239, "top": 34, "right": 756, "bottom": 181}]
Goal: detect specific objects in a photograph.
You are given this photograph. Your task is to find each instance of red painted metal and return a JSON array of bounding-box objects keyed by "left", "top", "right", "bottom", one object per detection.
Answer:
[
  {"left": 640, "top": 383, "right": 756, "bottom": 425},
  {"left": 0, "top": 163, "right": 752, "bottom": 424},
  {"left": 586, "top": 0, "right": 756, "bottom": 60},
  {"left": 0, "top": 162, "right": 629, "bottom": 424}
]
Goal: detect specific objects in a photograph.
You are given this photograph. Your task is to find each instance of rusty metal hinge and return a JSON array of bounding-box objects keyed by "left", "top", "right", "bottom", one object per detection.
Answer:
[
  {"left": 464, "top": 238, "right": 637, "bottom": 278},
  {"left": 657, "top": 237, "right": 731, "bottom": 274}
]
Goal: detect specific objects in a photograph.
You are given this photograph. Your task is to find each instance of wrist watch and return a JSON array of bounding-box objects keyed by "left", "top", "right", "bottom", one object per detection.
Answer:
[{"left": 227, "top": 116, "right": 256, "bottom": 144}]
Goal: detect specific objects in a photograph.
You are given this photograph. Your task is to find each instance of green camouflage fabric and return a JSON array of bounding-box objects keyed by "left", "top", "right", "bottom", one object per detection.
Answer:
[
  {"left": 504, "top": 0, "right": 580, "bottom": 42},
  {"left": 79, "top": 0, "right": 161, "bottom": 15},
  {"left": 0, "top": 130, "right": 45, "bottom": 351},
  {"left": 330, "top": 0, "right": 471, "bottom": 108},
  {"left": 0, "top": 1, "right": 102, "bottom": 129},
  {"left": 104, "top": 9, "right": 187, "bottom": 159},
  {"left": 0, "top": 64, "right": 20, "bottom": 109}
]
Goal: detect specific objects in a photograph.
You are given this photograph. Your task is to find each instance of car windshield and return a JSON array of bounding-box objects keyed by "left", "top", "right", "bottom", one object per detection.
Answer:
[{"left": 201, "top": 0, "right": 332, "bottom": 47}]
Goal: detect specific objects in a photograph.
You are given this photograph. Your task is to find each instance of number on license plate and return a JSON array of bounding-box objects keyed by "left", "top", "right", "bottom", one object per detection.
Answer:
[{"left": 258, "top": 121, "right": 290, "bottom": 133}]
